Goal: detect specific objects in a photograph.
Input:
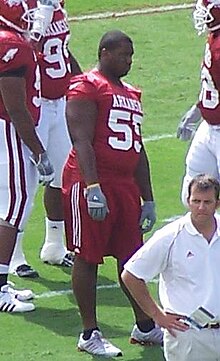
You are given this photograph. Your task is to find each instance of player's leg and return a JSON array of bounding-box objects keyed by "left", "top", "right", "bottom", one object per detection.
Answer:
[
  {"left": 9, "top": 230, "right": 39, "bottom": 277},
  {"left": 117, "top": 260, "right": 163, "bottom": 346},
  {"left": 181, "top": 121, "right": 219, "bottom": 207},
  {"left": 72, "top": 256, "right": 98, "bottom": 330},
  {"left": 0, "top": 121, "right": 36, "bottom": 311},
  {"left": 40, "top": 97, "right": 73, "bottom": 265},
  {"left": 0, "top": 221, "right": 17, "bottom": 288},
  {"left": 8, "top": 103, "right": 50, "bottom": 277},
  {"left": 63, "top": 180, "right": 122, "bottom": 357},
  {"left": 115, "top": 183, "right": 163, "bottom": 346},
  {"left": 40, "top": 185, "right": 74, "bottom": 265},
  {"left": 73, "top": 256, "right": 122, "bottom": 357},
  {"left": 64, "top": 181, "right": 99, "bottom": 329}
]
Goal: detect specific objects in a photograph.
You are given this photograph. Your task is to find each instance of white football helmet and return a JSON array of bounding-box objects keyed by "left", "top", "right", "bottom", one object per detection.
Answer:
[
  {"left": 193, "top": 0, "right": 220, "bottom": 35},
  {"left": 0, "top": 0, "right": 38, "bottom": 33}
]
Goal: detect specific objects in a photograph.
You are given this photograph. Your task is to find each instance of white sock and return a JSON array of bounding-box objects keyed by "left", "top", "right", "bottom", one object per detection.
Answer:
[
  {"left": 44, "top": 218, "right": 65, "bottom": 245},
  {"left": 0, "top": 264, "right": 9, "bottom": 288},
  {"left": 9, "top": 231, "right": 27, "bottom": 273},
  {"left": 0, "top": 264, "right": 9, "bottom": 273},
  {"left": 40, "top": 218, "right": 66, "bottom": 263}
]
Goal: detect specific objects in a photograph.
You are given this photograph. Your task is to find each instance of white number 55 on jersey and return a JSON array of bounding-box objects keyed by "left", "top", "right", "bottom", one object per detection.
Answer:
[{"left": 108, "top": 109, "right": 142, "bottom": 153}]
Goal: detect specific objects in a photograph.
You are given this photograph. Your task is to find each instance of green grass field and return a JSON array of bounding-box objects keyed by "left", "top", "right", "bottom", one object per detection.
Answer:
[
  {"left": 65, "top": 0, "right": 193, "bottom": 15},
  {"left": 1, "top": 1, "right": 206, "bottom": 360}
]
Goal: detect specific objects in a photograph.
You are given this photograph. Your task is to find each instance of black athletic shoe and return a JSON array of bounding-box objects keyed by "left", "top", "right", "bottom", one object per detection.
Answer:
[{"left": 14, "top": 264, "right": 39, "bottom": 278}]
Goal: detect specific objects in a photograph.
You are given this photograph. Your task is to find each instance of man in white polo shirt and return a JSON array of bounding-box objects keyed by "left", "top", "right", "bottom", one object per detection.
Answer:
[{"left": 122, "top": 174, "right": 220, "bottom": 361}]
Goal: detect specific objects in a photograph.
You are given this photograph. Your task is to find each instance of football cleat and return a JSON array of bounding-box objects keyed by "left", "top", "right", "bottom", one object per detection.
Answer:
[
  {"left": 60, "top": 253, "right": 74, "bottom": 267},
  {"left": 77, "top": 330, "right": 123, "bottom": 357},
  {"left": 130, "top": 324, "right": 163, "bottom": 346},
  {"left": 0, "top": 285, "right": 35, "bottom": 313},
  {"left": 13, "top": 264, "right": 39, "bottom": 278},
  {"left": 6, "top": 282, "right": 35, "bottom": 301}
]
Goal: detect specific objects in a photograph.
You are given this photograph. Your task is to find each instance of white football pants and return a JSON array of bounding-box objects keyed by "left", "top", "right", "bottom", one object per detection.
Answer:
[
  {"left": 36, "top": 96, "right": 71, "bottom": 188},
  {"left": 181, "top": 120, "right": 220, "bottom": 207}
]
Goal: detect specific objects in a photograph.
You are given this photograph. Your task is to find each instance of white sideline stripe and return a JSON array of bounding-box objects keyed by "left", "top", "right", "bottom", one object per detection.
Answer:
[
  {"left": 143, "top": 133, "right": 175, "bottom": 142},
  {"left": 35, "top": 279, "right": 158, "bottom": 299},
  {"left": 68, "top": 3, "right": 194, "bottom": 22}
]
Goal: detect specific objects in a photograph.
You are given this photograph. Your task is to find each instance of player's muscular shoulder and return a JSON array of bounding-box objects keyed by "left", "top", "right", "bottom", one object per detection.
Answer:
[
  {"left": 68, "top": 74, "right": 95, "bottom": 100},
  {"left": 0, "top": 30, "right": 25, "bottom": 46},
  {"left": 0, "top": 33, "right": 30, "bottom": 74},
  {"left": 0, "top": 32, "right": 30, "bottom": 56}
]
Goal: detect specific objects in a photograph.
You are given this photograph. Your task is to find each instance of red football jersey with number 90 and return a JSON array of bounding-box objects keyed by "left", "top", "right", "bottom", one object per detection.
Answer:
[
  {"left": 66, "top": 69, "right": 144, "bottom": 183},
  {"left": 0, "top": 30, "right": 41, "bottom": 125},
  {"left": 38, "top": 7, "right": 71, "bottom": 99}
]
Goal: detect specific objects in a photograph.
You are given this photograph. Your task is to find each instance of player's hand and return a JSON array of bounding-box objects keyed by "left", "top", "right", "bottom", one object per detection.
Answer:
[
  {"left": 139, "top": 201, "right": 156, "bottom": 234},
  {"left": 85, "top": 184, "right": 109, "bottom": 221},
  {"left": 177, "top": 104, "right": 201, "bottom": 141},
  {"left": 30, "top": 151, "right": 54, "bottom": 186}
]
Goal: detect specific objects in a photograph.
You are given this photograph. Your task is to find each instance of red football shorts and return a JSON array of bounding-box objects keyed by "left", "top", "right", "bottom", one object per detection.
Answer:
[{"left": 63, "top": 179, "right": 143, "bottom": 264}]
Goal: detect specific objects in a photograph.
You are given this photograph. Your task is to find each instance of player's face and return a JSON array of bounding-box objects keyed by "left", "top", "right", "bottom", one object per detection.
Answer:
[
  {"left": 187, "top": 186, "right": 219, "bottom": 225},
  {"left": 108, "top": 41, "right": 134, "bottom": 78}
]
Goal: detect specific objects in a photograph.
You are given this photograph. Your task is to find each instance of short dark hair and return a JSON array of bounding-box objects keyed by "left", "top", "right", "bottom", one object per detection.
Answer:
[
  {"left": 98, "top": 30, "right": 133, "bottom": 59},
  {"left": 188, "top": 174, "right": 220, "bottom": 200}
]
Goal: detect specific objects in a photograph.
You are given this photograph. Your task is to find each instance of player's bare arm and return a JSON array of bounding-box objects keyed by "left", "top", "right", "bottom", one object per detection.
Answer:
[
  {"left": 134, "top": 146, "right": 154, "bottom": 202},
  {"left": 0, "top": 76, "right": 44, "bottom": 157},
  {"left": 68, "top": 51, "right": 82, "bottom": 76},
  {"left": 66, "top": 98, "right": 99, "bottom": 185},
  {"left": 134, "top": 146, "right": 156, "bottom": 232}
]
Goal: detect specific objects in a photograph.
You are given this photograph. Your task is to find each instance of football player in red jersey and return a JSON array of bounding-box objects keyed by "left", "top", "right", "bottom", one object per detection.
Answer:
[
  {"left": 0, "top": 0, "right": 54, "bottom": 312},
  {"left": 9, "top": 0, "right": 82, "bottom": 277},
  {"left": 62, "top": 30, "right": 162, "bottom": 357},
  {"left": 177, "top": 0, "right": 220, "bottom": 206}
]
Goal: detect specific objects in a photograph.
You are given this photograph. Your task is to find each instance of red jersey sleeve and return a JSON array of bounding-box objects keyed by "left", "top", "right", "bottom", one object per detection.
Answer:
[
  {"left": 67, "top": 72, "right": 103, "bottom": 102},
  {"left": 0, "top": 31, "right": 40, "bottom": 125},
  {"left": 0, "top": 32, "right": 31, "bottom": 75}
]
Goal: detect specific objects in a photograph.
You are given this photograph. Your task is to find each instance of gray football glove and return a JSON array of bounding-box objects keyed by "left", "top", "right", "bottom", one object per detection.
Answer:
[
  {"left": 30, "top": 151, "right": 54, "bottom": 186},
  {"left": 139, "top": 201, "right": 156, "bottom": 234},
  {"left": 177, "top": 104, "right": 201, "bottom": 141},
  {"left": 85, "top": 184, "right": 109, "bottom": 221}
]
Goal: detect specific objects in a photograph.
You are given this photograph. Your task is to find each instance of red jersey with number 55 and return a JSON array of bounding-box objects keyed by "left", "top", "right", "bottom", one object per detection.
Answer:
[
  {"left": 38, "top": 7, "right": 71, "bottom": 99},
  {"left": 197, "top": 33, "right": 220, "bottom": 125},
  {"left": 0, "top": 30, "right": 41, "bottom": 124},
  {"left": 65, "top": 69, "right": 144, "bottom": 183}
]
